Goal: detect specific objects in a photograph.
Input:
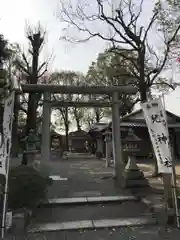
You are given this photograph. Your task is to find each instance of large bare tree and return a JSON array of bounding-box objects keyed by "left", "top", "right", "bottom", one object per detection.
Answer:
[
  {"left": 15, "top": 24, "right": 49, "bottom": 134},
  {"left": 59, "top": 0, "right": 180, "bottom": 101}
]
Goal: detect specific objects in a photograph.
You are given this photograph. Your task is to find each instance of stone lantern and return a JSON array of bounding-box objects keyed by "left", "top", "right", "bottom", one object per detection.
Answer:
[
  {"left": 22, "top": 129, "right": 39, "bottom": 165},
  {"left": 122, "top": 128, "right": 148, "bottom": 188},
  {"left": 103, "top": 128, "right": 112, "bottom": 168}
]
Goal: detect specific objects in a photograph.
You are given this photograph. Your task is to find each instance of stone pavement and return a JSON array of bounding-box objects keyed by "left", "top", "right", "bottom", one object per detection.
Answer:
[
  {"left": 7, "top": 153, "right": 180, "bottom": 239},
  {"left": 46, "top": 155, "right": 124, "bottom": 199},
  {"left": 26, "top": 153, "right": 155, "bottom": 233},
  {"left": 6, "top": 226, "right": 180, "bottom": 239}
]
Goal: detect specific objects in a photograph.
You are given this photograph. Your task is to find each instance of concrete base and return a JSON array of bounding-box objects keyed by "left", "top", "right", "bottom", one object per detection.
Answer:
[
  {"left": 12, "top": 209, "right": 32, "bottom": 234},
  {"left": 122, "top": 156, "right": 149, "bottom": 189},
  {"left": 141, "top": 196, "right": 180, "bottom": 226},
  {"left": 122, "top": 177, "right": 149, "bottom": 188}
]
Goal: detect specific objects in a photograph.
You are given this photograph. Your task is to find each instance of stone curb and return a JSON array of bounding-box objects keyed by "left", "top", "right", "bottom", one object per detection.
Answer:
[
  {"left": 28, "top": 216, "right": 156, "bottom": 233},
  {"left": 42, "top": 195, "right": 138, "bottom": 206}
]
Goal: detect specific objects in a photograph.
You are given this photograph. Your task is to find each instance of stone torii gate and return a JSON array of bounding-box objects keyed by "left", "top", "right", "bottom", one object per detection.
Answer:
[{"left": 21, "top": 84, "right": 137, "bottom": 182}]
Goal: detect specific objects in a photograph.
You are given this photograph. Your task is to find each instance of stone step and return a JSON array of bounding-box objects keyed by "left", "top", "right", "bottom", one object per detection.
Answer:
[
  {"left": 63, "top": 153, "right": 97, "bottom": 159},
  {"left": 32, "top": 201, "right": 150, "bottom": 225},
  {"left": 43, "top": 195, "right": 138, "bottom": 206},
  {"left": 67, "top": 156, "right": 97, "bottom": 160},
  {"left": 28, "top": 215, "right": 156, "bottom": 233}
]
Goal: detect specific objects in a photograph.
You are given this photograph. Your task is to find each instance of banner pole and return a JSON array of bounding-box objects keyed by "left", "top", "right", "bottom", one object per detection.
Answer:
[
  {"left": 1, "top": 158, "right": 9, "bottom": 239},
  {"left": 171, "top": 151, "right": 180, "bottom": 228},
  {"left": 1, "top": 139, "right": 13, "bottom": 238}
]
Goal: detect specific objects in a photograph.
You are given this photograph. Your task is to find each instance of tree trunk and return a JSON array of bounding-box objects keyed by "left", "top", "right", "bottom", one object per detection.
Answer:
[
  {"left": 11, "top": 94, "right": 19, "bottom": 157},
  {"left": 26, "top": 93, "right": 37, "bottom": 134},
  {"left": 65, "top": 107, "right": 69, "bottom": 151},
  {"left": 25, "top": 34, "right": 40, "bottom": 134},
  {"left": 65, "top": 123, "right": 69, "bottom": 151},
  {"left": 139, "top": 47, "right": 159, "bottom": 177},
  {"left": 95, "top": 109, "right": 100, "bottom": 123},
  {"left": 74, "top": 108, "right": 81, "bottom": 131},
  {"left": 76, "top": 120, "right": 81, "bottom": 131},
  {"left": 139, "top": 46, "right": 147, "bottom": 102}
]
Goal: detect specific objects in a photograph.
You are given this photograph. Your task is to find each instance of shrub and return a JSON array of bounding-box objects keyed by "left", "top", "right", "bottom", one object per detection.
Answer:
[{"left": 8, "top": 165, "right": 52, "bottom": 211}]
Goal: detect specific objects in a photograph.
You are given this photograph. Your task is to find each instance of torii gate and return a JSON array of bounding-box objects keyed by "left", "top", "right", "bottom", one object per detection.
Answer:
[{"left": 21, "top": 84, "right": 137, "bottom": 182}]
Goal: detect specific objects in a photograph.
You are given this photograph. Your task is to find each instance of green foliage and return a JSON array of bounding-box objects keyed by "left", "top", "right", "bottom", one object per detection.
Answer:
[
  {"left": 86, "top": 47, "right": 136, "bottom": 118},
  {"left": 0, "top": 35, "right": 13, "bottom": 99},
  {"left": 8, "top": 165, "right": 52, "bottom": 210},
  {"left": 93, "top": 48, "right": 137, "bottom": 86},
  {"left": 0, "top": 34, "right": 11, "bottom": 65},
  {"left": 154, "top": 0, "right": 180, "bottom": 88}
]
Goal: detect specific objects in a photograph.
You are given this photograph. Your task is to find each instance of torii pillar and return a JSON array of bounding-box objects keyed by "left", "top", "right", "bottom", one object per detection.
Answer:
[
  {"left": 41, "top": 92, "right": 51, "bottom": 162},
  {"left": 112, "top": 92, "right": 124, "bottom": 183}
]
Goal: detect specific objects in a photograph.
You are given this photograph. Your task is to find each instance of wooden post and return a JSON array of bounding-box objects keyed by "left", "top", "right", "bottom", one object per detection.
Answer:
[
  {"left": 41, "top": 92, "right": 51, "bottom": 162},
  {"left": 161, "top": 144, "right": 180, "bottom": 228},
  {"left": 162, "top": 174, "right": 173, "bottom": 209},
  {"left": 111, "top": 92, "right": 124, "bottom": 182}
]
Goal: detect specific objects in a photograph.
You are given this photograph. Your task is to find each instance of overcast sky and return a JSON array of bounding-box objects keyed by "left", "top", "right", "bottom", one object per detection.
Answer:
[{"left": 1, "top": 0, "right": 180, "bottom": 118}]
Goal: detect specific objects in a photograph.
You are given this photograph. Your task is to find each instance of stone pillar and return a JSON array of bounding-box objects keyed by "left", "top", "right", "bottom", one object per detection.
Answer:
[
  {"left": 105, "top": 140, "right": 111, "bottom": 168},
  {"left": 41, "top": 92, "right": 51, "bottom": 162},
  {"left": 112, "top": 92, "right": 124, "bottom": 182},
  {"left": 97, "top": 138, "right": 103, "bottom": 154}
]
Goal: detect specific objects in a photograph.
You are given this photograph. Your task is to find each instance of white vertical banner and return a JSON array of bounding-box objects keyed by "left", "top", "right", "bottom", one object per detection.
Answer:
[
  {"left": 0, "top": 138, "right": 5, "bottom": 175},
  {"left": 3, "top": 91, "right": 15, "bottom": 173},
  {"left": 1, "top": 91, "right": 15, "bottom": 239},
  {"left": 141, "top": 99, "right": 172, "bottom": 174},
  {"left": 0, "top": 91, "right": 15, "bottom": 175}
]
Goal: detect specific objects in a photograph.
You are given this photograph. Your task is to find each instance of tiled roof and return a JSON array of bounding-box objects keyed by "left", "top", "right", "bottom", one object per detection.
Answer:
[
  {"left": 122, "top": 109, "right": 180, "bottom": 121},
  {"left": 120, "top": 122, "right": 180, "bottom": 128},
  {"left": 89, "top": 123, "right": 109, "bottom": 132},
  {"left": 120, "top": 122, "right": 146, "bottom": 127},
  {"left": 69, "top": 130, "right": 89, "bottom": 136}
]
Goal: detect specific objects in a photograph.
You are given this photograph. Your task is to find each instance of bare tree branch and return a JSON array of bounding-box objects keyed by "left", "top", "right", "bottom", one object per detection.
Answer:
[
  {"left": 150, "top": 23, "right": 180, "bottom": 84},
  {"left": 143, "top": 10, "right": 159, "bottom": 42},
  {"left": 59, "top": 0, "right": 180, "bottom": 101},
  {"left": 38, "top": 68, "right": 47, "bottom": 78},
  {"left": 21, "top": 53, "right": 31, "bottom": 74},
  {"left": 16, "top": 60, "right": 30, "bottom": 75},
  {"left": 151, "top": 81, "right": 175, "bottom": 90},
  {"left": 38, "top": 62, "right": 46, "bottom": 73}
]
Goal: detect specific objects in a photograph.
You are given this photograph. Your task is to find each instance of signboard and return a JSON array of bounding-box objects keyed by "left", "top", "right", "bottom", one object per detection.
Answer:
[
  {"left": 0, "top": 91, "right": 15, "bottom": 175},
  {"left": 141, "top": 99, "right": 172, "bottom": 174}
]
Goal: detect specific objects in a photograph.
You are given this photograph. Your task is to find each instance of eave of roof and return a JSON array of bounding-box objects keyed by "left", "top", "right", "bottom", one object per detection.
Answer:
[{"left": 120, "top": 122, "right": 180, "bottom": 128}]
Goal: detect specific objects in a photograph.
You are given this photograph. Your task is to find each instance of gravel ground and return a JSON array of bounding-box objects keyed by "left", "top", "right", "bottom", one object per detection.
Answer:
[{"left": 5, "top": 226, "right": 180, "bottom": 240}]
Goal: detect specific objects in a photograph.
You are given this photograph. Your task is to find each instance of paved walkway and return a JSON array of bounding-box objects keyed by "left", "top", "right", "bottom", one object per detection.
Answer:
[
  {"left": 7, "top": 153, "right": 180, "bottom": 239},
  {"left": 46, "top": 156, "right": 124, "bottom": 199}
]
